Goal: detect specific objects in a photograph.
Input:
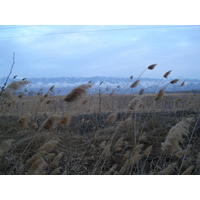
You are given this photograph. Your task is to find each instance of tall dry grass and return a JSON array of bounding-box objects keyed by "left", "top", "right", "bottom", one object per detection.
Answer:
[{"left": 0, "top": 65, "right": 200, "bottom": 175}]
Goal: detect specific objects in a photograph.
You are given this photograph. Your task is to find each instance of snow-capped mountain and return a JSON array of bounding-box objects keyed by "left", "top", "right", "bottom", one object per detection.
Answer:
[{"left": 0, "top": 76, "right": 200, "bottom": 95}]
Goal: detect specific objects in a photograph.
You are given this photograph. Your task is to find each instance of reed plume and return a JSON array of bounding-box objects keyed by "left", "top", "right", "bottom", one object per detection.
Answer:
[
  {"left": 163, "top": 70, "right": 172, "bottom": 78},
  {"left": 101, "top": 143, "right": 111, "bottom": 157},
  {"left": 128, "top": 96, "right": 142, "bottom": 110},
  {"left": 27, "top": 157, "right": 47, "bottom": 175},
  {"left": 113, "top": 136, "right": 124, "bottom": 152},
  {"left": 106, "top": 112, "right": 117, "bottom": 123},
  {"left": 129, "top": 144, "right": 143, "bottom": 166},
  {"left": 181, "top": 81, "right": 185, "bottom": 87},
  {"left": 155, "top": 87, "right": 165, "bottom": 101},
  {"left": 181, "top": 165, "right": 194, "bottom": 175},
  {"left": 40, "top": 114, "right": 61, "bottom": 130},
  {"left": 38, "top": 140, "right": 58, "bottom": 153},
  {"left": 157, "top": 162, "right": 177, "bottom": 175},
  {"left": 143, "top": 145, "right": 152, "bottom": 157},
  {"left": 103, "top": 164, "right": 118, "bottom": 175},
  {"left": 6, "top": 80, "right": 30, "bottom": 90},
  {"left": 26, "top": 153, "right": 42, "bottom": 166},
  {"left": 161, "top": 117, "right": 194, "bottom": 156},
  {"left": 49, "top": 85, "right": 55, "bottom": 91},
  {"left": 119, "top": 159, "right": 130, "bottom": 175},
  {"left": 148, "top": 64, "right": 157, "bottom": 70},
  {"left": 18, "top": 113, "right": 30, "bottom": 130},
  {"left": 64, "top": 84, "right": 92, "bottom": 102},
  {"left": 0, "top": 139, "right": 14, "bottom": 158},
  {"left": 139, "top": 88, "right": 145, "bottom": 95},
  {"left": 49, "top": 152, "right": 64, "bottom": 170},
  {"left": 130, "top": 80, "right": 140, "bottom": 88},
  {"left": 170, "top": 79, "right": 179, "bottom": 84},
  {"left": 58, "top": 115, "right": 71, "bottom": 126}
]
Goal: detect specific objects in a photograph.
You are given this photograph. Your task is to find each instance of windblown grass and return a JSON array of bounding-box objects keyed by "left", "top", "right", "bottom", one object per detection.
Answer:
[{"left": 0, "top": 66, "right": 200, "bottom": 175}]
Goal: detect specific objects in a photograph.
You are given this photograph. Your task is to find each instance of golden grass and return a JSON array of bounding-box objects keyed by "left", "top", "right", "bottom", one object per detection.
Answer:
[{"left": 0, "top": 72, "right": 200, "bottom": 175}]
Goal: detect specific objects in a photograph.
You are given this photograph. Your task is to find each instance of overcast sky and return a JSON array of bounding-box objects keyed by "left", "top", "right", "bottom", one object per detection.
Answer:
[{"left": 0, "top": 25, "right": 200, "bottom": 79}]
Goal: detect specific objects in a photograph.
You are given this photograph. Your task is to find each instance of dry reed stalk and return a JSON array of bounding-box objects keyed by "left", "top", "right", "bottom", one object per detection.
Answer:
[
  {"left": 64, "top": 84, "right": 92, "bottom": 102},
  {"left": 170, "top": 79, "right": 179, "bottom": 84},
  {"left": 130, "top": 80, "right": 140, "bottom": 88},
  {"left": 181, "top": 165, "right": 194, "bottom": 175},
  {"left": 128, "top": 96, "right": 142, "bottom": 110},
  {"left": 155, "top": 87, "right": 165, "bottom": 101},
  {"left": 163, "top": 70, "right": 172, "bottom": 78},
  {"left": 161, "top": 117, "right": 194, "bottom": 156},
  {"left": 196, "top": 153, "right": 200, "bottom": 169},
  {"left": 18, "top": 113, "right": 30, "bottom": 130},
  {"left": 0, "top": 139, "right": 14, "bottom": 158},
  {"left": 40, "top": 114, "right": 61, "bottom": 130},
  {"left": 58, "top": 115, "right": 71, "bottom": 126},
  {"left": 38, "top": 140, "right": 58, "bottom": 153},
  {"left": 103, "top": 164, "right": 118, "bottom": 175},
  {"left": 106, "top": 112, "right": 117, "bottom": 123}
]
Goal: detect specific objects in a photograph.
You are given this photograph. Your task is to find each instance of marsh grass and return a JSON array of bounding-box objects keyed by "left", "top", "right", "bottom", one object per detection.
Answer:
[{"left": 0, "top": 65, "right": 200, "bottom": 175}]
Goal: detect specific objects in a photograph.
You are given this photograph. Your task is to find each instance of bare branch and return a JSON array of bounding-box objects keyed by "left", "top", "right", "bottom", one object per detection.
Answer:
[{"left": 0, "top": 52, "right": 15, "bottom": 96}]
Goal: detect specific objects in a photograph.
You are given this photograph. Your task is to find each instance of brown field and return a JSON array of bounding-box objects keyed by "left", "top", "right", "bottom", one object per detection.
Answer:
[{"left": 0, "top": 86, "right": 200, "bottom": 175}]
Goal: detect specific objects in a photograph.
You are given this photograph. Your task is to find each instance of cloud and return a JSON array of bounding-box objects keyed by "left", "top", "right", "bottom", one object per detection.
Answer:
[{"left": 0, "top": 25, "right": 200, "bottom": 79}]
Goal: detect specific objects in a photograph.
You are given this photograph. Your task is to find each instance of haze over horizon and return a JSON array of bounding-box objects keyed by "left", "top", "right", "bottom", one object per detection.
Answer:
[{"left": 1, "top": 25, "right": 200, "bottom": 80}]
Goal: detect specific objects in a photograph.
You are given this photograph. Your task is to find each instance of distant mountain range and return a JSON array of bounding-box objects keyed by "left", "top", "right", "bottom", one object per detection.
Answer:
[{"left": 1, "top": 76, "right": 200, "bottom": 95}]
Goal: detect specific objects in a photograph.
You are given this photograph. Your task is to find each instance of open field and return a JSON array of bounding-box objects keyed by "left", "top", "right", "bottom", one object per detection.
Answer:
[{"left": 0, "top": 87, "right": 200, "bottom": 175}]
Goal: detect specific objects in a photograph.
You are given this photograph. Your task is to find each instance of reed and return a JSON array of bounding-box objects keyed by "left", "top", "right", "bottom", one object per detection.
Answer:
[{"left": 64, "top": 84, "right": 92, "bottom": 102}]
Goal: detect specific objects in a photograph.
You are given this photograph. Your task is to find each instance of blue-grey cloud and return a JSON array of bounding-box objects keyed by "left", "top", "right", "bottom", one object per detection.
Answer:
[{"left": 0, "top": 25, "right": 200, "bottom": 79}]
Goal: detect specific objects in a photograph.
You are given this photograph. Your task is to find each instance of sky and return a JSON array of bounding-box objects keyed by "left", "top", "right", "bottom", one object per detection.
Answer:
[{"left": 0, "top": 25, "right": 200, "bottom": 80}]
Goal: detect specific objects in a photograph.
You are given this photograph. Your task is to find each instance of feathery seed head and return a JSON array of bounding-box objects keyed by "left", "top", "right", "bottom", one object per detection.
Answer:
[
  {"left": 163, "top": 70, "right": 172, "bottom": 78},
  {"left": 181, "top": 81, "right": 185, "bottom": 87},
  {"left": 7, "top": 80, "right": 30, "bottom": 91},
  {"left": 41, "top": 114, "right": 61, "bottom": 130},
  {"left": 64, "top": 84, "right": 92, "bottom": 102},
  {"left": 128, "top": 96, "right": 142, "bottom": 110},
  {"left": 130, "top": 80, "right": 140, "bottom": 88},
  {"left": 155, "top": 87, "right": 165, "bottom": 101},
  {"left": 148, "top": 64, "right": 157, "bottom": 70},
  {"left": 170, "top": 79, "right": 179, "bottom": 84}
]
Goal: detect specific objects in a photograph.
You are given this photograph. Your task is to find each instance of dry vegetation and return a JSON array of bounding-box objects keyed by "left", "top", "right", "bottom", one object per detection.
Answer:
[{"left": 0, "top": 65, "right": 200, "bottom": 175}]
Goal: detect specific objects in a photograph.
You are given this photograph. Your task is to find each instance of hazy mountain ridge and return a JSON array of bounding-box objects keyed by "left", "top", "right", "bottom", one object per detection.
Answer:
[{"left": 0, "top": 76, "right": 200, "bottom": 95}]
